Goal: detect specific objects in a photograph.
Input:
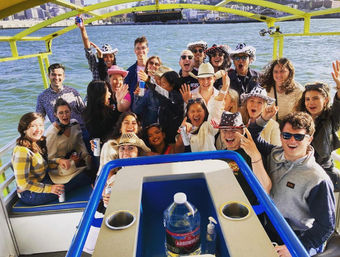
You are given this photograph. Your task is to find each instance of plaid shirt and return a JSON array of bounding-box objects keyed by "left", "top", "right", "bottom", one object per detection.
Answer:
[
  {"left": 85, "top": 48, "right": 100, "bottom": 81},
  {"left": 36, "top": 85, "right": 85, "bottom": 127},
  {"left": 12, "top": 146, "right": 52, "bottom": 193}
]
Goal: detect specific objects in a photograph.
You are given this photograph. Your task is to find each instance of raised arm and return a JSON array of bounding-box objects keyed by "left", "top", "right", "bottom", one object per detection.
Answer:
[
  {"left": 77, "top": 17, "right": 91, "bottom": 49},
  {"left": 331, "top": 60, "right": 340, "bottom": 99},
  {"left": 239, "top": 128, "right": 272, "bottom": 193}
]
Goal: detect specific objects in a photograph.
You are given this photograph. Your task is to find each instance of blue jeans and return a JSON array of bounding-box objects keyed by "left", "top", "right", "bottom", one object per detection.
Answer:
[{"left": 19, "top": 172, "right": 91, "bottom": 206}]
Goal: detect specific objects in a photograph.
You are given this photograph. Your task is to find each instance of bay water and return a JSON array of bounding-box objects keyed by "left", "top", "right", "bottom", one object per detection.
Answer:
[{"left": 1, "top": 18, "right": 340, "bottom": 148}]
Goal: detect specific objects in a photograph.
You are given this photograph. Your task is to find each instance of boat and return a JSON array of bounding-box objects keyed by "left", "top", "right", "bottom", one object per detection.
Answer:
[{"left": 1, "top": 1, "right": 340, "bottom": 256}]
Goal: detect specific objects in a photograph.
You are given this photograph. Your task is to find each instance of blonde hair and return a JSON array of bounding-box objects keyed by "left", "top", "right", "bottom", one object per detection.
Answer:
[
  {"left": 224, "top": 89, "right": 239, "bottom": 113},
  {"left": 239, "top": 97, "right": 267, "bottom": 125}
]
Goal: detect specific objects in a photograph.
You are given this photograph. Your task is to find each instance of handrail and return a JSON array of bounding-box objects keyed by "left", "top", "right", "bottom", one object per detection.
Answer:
[
  {"left": 0, "top": 138, "right": 16, "bottom": 199},
  {"left": 66, "top": 151, "right": 309, "bottom": 257}
]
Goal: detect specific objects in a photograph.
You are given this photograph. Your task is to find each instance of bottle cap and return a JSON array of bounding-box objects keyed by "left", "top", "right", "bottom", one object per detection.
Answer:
[
  {"left": 207, "top": 216, "right": 217, "bottom": 234},
  {"left": 174, "top": 192, "right": 187, "bottom": 204}
]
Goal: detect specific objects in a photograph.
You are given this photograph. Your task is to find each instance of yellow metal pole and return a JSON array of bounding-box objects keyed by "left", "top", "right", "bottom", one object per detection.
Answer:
[
  {"left": 38, "top": 55, "right": 49, "bottom": 89},
  {"left": 304, "top": 16, "right": 311, "bottom": 34},
  {"left": 9, "top": 40, "right": 18, "bottom": 57},
  {"left": 272, "top": 36, "right": 278, "bottom": 60},
  {"left": 279, "top": 35, "right": 284, "bottom": 58}
]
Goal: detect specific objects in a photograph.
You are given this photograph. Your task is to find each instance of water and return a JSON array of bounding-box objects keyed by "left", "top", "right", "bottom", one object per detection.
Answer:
[
  {"left": 1, "top": 19, "right": 340, "bottom": 148},
  {"left": 164, "top": 192, "right": 201, "bottom": 256}
]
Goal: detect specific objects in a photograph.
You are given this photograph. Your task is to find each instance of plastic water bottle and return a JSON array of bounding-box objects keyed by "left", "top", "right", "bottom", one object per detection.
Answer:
[{"left": 164, "top": 192, "right": 201, "bottom": 256}]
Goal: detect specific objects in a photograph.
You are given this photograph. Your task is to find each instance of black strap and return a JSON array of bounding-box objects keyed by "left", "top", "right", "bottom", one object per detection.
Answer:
[{"left": 273, "top": 85, "right": 279, "bottom": 121}]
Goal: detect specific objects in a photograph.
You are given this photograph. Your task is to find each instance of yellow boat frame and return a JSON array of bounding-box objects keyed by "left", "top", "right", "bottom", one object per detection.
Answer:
[{"left": 0, "top": 0, "right": 340, "bottom": 87}]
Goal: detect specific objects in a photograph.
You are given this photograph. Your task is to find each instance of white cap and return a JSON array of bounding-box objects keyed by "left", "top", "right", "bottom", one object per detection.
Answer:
[
  {"left": 207, "top": 216, "right": 217, "bottom": 234},
  {"left": 174, "top": 192, "right": 187, "bottom": 204}
]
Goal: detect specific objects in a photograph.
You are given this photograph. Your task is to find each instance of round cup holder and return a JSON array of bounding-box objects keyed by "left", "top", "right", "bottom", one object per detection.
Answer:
[
  {"left": 105, "top": 210, "right": 136, "bottom": 230},
  {"left": 220, "top": 201, "right": 251, "bottom": 220}
]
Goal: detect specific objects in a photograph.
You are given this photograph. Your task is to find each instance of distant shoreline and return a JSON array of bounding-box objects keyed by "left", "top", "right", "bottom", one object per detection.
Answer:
[{"left": 1, "top": 16, "right": 340, "bottom": 29}]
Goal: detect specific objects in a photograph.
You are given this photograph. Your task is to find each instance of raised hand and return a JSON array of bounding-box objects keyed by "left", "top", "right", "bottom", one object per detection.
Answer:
[
  {"left": 138, "top": 70, "right": 148, "bottom": 82},
  {"left": 238, "top": 128, "right": 262, "bottom": 161},
  {"left": 262, "top": 104, "right": 279, "bottom": 121},
  {"left": 116, "top": 83, "right": 129, "bottom": 102},
  {"left": 90, "top": 41, "right": 103, "bottom": 58},
  {"left": 332, "top": 60, "right": 340, "bottom": 89},
  {"left": 179, "top": 83, "right": 192, "bottom": 103}
]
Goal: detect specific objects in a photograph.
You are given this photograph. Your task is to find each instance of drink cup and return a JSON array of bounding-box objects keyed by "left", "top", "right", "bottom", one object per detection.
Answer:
[
  {"left": 58, "top": 192, "right": 65, "bottom": 203},
  {"left": 93, "top": 138, "right": 101, "bottom": 156},
  {"left": 180, "top": 126, "right": 190, "bottom": 146},
  {"left": 139, "top": 81, "right": 145, "bottom": 97}
]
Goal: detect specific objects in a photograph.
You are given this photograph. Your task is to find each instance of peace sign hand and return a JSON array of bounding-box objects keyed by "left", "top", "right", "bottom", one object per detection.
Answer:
[{"left": 237, "top": 128, "right": 262, "bottom": 162}]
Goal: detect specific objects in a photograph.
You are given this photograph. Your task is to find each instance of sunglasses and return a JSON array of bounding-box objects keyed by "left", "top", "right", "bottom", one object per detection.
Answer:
[
  {"left": 193, "top": 49, "right": 203, "bottom": 54},
  {"left": 149, "top": 61, "right": 160, "bottom": 66},
  {"left": 281, "top": 132, "right": 310, "bottom": 141},
  {"left": 233, "top": 55, "right": 248, "bottom": 61},
  {"left": 211, "top": 52, "right": 224, "bottom": 57},
  {"left": 188, "top": 98, "right": 203, "bottom": 104},
  {"left": 181, "top": 55, "right": 193, "bottom": 60}
]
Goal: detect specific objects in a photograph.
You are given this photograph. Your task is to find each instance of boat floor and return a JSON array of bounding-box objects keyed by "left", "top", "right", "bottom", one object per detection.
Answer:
[{"left": 19, "top": 251, "right": 91, "bottom": 257}]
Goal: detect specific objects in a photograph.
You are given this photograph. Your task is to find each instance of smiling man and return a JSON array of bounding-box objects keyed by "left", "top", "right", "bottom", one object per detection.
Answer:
[
  {"left": 187, "top": 40, "right": 207, "bottom": 71},
  {"left": 36, "top": 63, "right": 85, "bottom": 128},
  {"left": 124, "top": 36, "right": 149, "bottom": 102},
  {"left": 249, "top": 111, "right": 335, "bottom": 256},
  {"left": 178, "top": 49, "right": 199, "bottom": 91}
]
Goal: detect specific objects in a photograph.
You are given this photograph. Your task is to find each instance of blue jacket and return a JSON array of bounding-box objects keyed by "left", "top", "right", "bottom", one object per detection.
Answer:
[
  {"left": 132, "top": 89, "right": 160, "bottom": 128},
  {"left": 124, "top": 61, "right": 138, "bottom": 102}
]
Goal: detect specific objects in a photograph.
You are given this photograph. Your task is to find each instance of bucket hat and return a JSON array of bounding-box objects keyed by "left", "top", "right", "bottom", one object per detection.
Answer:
[
  {"left": 229, "top": 43, "right": 256, "bottom": 61},
  {"left": 101, "top": 44, "right": 118, "bottom": 55},
  {"left": 49, "top": 160, "right": 84, "bottom": 184},
  {"left": 113, "top": 133, "right": 151, "bottom": 154},
  {"left": 107, "top": 65, "right": 129, "bottom": 78},
  {"left": 187, "top": 40, "right": 208, "bottom": 51},
  {"left": 240, "top": 86, "right": 275, "bottom": 105},
  {"left": 205, "top": 44, "right": 230, "bottom": 57},
  {"left": 213, "top": 111, "right": 246, "bottom": 129}
]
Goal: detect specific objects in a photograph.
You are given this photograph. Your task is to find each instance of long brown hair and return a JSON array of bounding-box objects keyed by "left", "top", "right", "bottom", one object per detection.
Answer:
[
  {"left": 145, "top": 56, "right": 162, "bottom": 75},
  {"left": 17, "top": 112, "right": 47, "bottom": 156},
  {"left": 260, "top": 58, "right": 296, "bottom": 95},
  {"left": 296, "top": 82, "right": 331, "bottom": 114}
]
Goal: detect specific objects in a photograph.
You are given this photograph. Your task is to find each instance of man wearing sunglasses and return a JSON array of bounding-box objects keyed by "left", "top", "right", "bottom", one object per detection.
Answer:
[
  {"left": 178, "top": 50, "right": 199, "bottom": 91},
  {"left": 187, "top": 40, "right": 207, "bottom": 71},
  {"left": 228, "top": 43, "right": 260, "bottom": 101},
  {"left": 247, "top": 111, "right": 335, "bottom": 256}
]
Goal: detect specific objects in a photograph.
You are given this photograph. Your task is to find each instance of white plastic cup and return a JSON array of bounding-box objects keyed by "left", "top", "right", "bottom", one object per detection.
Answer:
[
  {"left": 58, "top": 192, "right": 65, "bottom": 202},
  {"left": 180, "top": 126, "right": 190, "bottom": 146},
  {"left": 93, "top": 138, "right": 101, "bottom": 157}
]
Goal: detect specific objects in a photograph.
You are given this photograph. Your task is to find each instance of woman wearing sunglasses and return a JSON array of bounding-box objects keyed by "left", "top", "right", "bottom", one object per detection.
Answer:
[
  {"left": 260, "top": 57, "right": 304, "bottom": 122},
  {"left": 206, "top": 44, "right": 231, "bottom": 90},
  {"left": 295, "top": 61, "right": 340, "bottom": 191}
]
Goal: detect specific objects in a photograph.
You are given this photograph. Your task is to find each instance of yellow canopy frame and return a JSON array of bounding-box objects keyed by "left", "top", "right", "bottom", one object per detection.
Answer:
[{"left": 0, "top": 0, "right": 340, "bottom": 88}]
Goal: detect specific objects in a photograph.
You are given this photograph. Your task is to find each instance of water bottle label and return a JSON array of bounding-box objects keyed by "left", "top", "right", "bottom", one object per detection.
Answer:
[{"left": 165, "top": 226, "right": 200, "bottom": 254}]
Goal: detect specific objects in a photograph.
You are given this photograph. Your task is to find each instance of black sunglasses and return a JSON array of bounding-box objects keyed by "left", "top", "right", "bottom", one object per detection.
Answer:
[
  {"left": 212, "top": 52, "right": 224, "bottom": 57},
  {"left": 193, "top": 49, "right": 203, "bottom": 54},
  {"left": 188, "top": 98, "right": 203, "bottom": 104},
  {"left": 181, "top": 55, "right": 193, "bottom": 60},
  {"left": 281, "top": 132, "right": 310, "bottom": 141},
  {"left": 233, "top": 55, "right": 248, "bottom": 61}
]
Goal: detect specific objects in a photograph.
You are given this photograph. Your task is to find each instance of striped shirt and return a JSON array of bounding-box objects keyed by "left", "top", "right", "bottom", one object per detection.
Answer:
[
  {"left": 36, "top": 85, "right": 85, "bottom": 128},
  {"left": 12, "top": 146, "right": 52, "bottom": 193}
]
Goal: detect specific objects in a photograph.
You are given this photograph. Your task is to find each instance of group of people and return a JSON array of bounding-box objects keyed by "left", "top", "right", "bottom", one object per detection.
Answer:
[{"left": 11, "top": 24, "right": 340, "bottom": 256}]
